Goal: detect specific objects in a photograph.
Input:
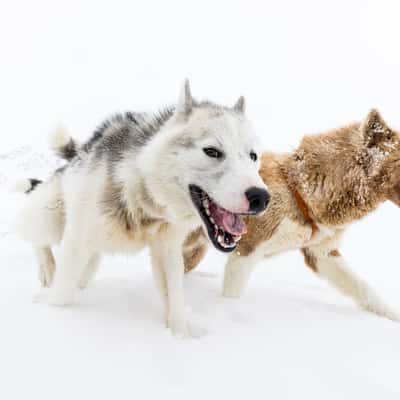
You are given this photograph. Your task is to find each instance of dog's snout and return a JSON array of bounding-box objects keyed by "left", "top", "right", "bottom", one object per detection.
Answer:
[{"left": 245, "top": 187, "right": 270, "bottom": 214}]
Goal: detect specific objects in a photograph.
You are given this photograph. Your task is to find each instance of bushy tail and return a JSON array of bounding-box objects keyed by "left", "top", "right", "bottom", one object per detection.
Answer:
[
  {"left": 12, "top": 178, "right": 43, "bottom": 194},
  {"left": 48, "top": 126, "right": 78, "bottom": 161}
]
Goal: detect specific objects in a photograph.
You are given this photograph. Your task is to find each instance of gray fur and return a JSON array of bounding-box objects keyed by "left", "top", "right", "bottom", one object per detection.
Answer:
[
  {"left": 233, "top": 96, "right": 245, "bottom": 113},
  {"left": 101, "top": 178, "right": 131, "bottom": 228},
  {"left": 15, "top": 81, "right": 268, "bottom": 337},
  {"left": 91, "top": 108, "right": 174, "bottom": 163},
  {"left": 50, "top": 89, "right": 255, "bottom": 235},
  {"left": 26, "top": 178, "right": 43, "bottom": 193},
  {"left": 56, "top": 138, "right": 77, "bottom": 161},
  {"left": 178, "top": 79, "right": 194, "bottom": 115},
  {"left": 54, "top": 99, "right": 244, "bottom": 168}
]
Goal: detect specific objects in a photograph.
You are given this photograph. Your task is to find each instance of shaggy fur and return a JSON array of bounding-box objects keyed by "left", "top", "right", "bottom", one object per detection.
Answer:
[
  {"left": 186, "top": 109, "right": 400, "bottom": 320},
  {"left": 15, "top": 80, "right": 269, "bottom": 337}
]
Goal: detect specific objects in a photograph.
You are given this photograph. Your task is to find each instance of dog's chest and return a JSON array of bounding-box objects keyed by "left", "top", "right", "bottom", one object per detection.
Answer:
[
  {"left": 95, "top": 212, "right": 168, "bottom": 253},
  {"left": 307, "top": 223, "right": 336, "bottom": 246}
]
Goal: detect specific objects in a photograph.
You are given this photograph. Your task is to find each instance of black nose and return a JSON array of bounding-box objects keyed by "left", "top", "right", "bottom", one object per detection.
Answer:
[{"left": 245, "top": 187, "right": 270, "bottom": 214}]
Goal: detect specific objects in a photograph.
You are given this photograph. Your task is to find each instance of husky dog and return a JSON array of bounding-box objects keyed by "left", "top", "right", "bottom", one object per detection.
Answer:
[
  {"left": 185, "top": 109, "right": 400, "bottom": 320},
  {"left": 15, "top": 81, "right": 270, "bottom": 336}
]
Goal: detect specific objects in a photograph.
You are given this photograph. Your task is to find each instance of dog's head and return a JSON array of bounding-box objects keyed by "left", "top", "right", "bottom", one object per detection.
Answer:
[
  {"left": 151, "top": 80, "right": 270, "bottom": 252},
  {"left": 359, "top": 109, "right": 400, "bottom": 206}
]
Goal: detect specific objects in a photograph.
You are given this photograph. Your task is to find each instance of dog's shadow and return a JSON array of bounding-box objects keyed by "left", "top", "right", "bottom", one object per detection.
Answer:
[
  {"left": 34, "top": 271, "right": 387, "bottom": 333},
  {"left": 34, "top": 277, "right": 164, "bottom": 329}
]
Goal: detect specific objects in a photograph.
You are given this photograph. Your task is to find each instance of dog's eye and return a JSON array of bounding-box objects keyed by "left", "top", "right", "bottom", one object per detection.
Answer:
[
  {"left": 250, "top": 151, "right": 258, "bottom": 162},
  {"left": 203, "top": 147, "right": 223, "bottom": 159}
]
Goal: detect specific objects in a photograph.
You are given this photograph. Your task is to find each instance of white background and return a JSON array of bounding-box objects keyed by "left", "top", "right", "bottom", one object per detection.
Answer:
[{"left": 1, "top": 1, "right": 400, "bottom": 399}]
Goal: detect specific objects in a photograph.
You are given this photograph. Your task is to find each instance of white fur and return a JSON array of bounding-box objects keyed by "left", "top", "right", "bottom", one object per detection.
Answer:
[
  {"left": 16, "top": 81, "right": 267, "bottom": 337},
  {"left": 306, "top": 235, "right": 400, "bottom": 321},
  {"left": 48, "top": 125, "right": 73, "bottom": 151},
  {"left": 224, "top": 218, "right": 312, "bottom": 297},
  {"left": 11, "top": 179, "right": 33, "bottom": 193},
  {"left": 224, "top": 218, "right": 399, "bottom": 320},
  {"left": 16, "top": 175, "right": 64, "bottom": 246}
]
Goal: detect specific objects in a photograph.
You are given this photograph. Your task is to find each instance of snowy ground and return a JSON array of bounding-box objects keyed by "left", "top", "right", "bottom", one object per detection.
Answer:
[{"left": 2, "top": 1, "right": 400, "bottom": 399}]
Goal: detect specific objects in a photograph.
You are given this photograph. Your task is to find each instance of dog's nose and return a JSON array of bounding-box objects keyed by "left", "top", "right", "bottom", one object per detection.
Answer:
[{"left": 245, "top": 187, "right": 270, "bottom": 214}]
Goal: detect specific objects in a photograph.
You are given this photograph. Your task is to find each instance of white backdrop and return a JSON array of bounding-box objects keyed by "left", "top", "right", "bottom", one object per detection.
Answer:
[{"left": 1, "top": 1, "right": 400, "bottom": 399}]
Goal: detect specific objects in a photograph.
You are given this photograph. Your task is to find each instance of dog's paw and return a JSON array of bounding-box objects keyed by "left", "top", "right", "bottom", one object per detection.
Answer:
[
  {"left": 223, "top": 286, "right": 242, "bottom": 298},
  {"left": 167, "top": 316, "right": 189, "bottom": 338},
  {"left": 167, "top": 315, "right": 207, "bottom": 338},
  {"left": 373, "top": 307, "right": 400, "bottom": 322},
  {"left": 385, "top": 311, "right": 400, "bottom": 322},
  {"left": 38, "top": 262, "right": 55, "bottom": 288},
  {"left": 48, "top": 287, "right": 75, "bottom": 307},
  {"left": 78, "top": 276, "right": 90, "bottom": 290},
  {"left": 361, "top": 300, "right": 400, "bottom": 322}
]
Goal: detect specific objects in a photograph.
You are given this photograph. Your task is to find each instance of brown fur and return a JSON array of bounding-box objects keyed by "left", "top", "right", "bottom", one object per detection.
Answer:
[
  {"left": 183, "top": 109, "right": 400, "bottom": 272},
  {"left": 329, "top": 249, "right": 341, "bottom": 257},
  {"left": 240, "top": 110, "right": 400, "bottom": 255},
  {"left": 301, "top": 248, "right": 318, "bottom": 272},
  {"left": 181, "top": 110, "right": 400, "bottom": 320},
  {"left": 183, "top": 227, "right": 208, "bottom": 272}
]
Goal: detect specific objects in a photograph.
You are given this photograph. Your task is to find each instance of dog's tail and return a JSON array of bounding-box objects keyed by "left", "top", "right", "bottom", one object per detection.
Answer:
[
  {"left": 49, "top": 126, "right": 78, "bottom": 161},
  {"left": 12, "top": 178, "right": 43, "bottom": 194}
]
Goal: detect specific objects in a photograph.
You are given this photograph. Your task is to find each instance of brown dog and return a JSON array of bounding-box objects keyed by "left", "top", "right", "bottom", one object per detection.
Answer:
[{"left": 184, "top": 109, "right": 400, "bottom": 320}]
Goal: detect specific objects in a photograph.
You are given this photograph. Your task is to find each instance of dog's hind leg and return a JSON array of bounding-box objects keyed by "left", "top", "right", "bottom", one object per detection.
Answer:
[
  {"left": 302, "top": 234, "right": 400, "bottom": 321},
  {"left": 49, "top": 236, "right": 91, "bottom": 306},
  {"left": 78, "top": 254, "right": 100, "bottom": 289},
  {"left": 35, "top": 246, "right": 56, "bottom": 288},
  {"left": 15, "top": 175, "right": 65, "bottom": 287}
]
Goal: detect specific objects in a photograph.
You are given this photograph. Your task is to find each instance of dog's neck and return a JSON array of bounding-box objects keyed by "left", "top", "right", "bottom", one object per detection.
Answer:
[
  {"left": 284, "top": 132, "right": 386, "bottom": 226},
  {"left": 280, "top": 163, "right": 319, "bottom": 237}
]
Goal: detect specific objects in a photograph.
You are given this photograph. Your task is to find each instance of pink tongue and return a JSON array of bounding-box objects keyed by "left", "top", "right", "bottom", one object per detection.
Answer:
[{"left": 209, "top": 203, "right": 247, "bottom": 235}]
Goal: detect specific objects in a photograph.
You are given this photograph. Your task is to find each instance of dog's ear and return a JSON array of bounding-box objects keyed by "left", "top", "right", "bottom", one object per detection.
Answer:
[
  {"left": 177, "top": 78, "right": 193, "bottom": 115},
  {"left": 233, "top": 96, "right": 245, "bottom": 113},
  {"left": 361, "top": 109, "right": 394, "bottom": 147}
]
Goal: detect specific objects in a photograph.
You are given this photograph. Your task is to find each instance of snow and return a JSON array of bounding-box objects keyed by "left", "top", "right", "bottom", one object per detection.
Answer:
[{"left": 2, "top": 0, "right": 400, "bottom": 399}]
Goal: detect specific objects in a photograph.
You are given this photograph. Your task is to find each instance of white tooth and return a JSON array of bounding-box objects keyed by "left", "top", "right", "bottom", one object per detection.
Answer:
[
  {"left": 209, "top": 217, "right": 214, "bottom": 223},
  {"left": 234, "top": 235, "right": 242, "bottom": 242},
  {"left": 205, "top": 209, "right": 210, "bottom": 216},
  {"left": 217, "top": 236, "right": 223, "bottom": 244},
  {"left": 203, "top": 199, "right": 209, "bottom": 207}
]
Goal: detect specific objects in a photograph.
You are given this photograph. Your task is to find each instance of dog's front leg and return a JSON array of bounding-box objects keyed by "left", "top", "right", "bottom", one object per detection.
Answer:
[
  {"left": 151, "top": 229, "right": 192, "bottom": 337},
  {"left": 78, "top": 254, "right": 100, "bottom": 289},
  {"left": 223, "top": 251, "right": 263, "bottom": 298},
  {"left": 149, "top": 245, "right": 168, "bottom": 307},
  {"left": 302, "top": 234, "right": 400, "bottom": 321}
]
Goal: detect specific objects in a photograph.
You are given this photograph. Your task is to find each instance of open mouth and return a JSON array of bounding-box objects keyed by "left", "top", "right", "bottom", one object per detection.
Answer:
[{"left": 189, "top": 184, "right": 247, "bottom": 252}]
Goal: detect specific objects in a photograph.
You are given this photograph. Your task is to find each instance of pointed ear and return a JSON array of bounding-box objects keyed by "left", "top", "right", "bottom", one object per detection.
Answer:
[
  {"left": 176, "top": 78, "right": 193, "bottom": 115},
  {"left": 361, "top": 109, "right": 393, "bottom": 147},
  {"left": 233, "top": 96, "right": 245, "bottom": 113}
]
